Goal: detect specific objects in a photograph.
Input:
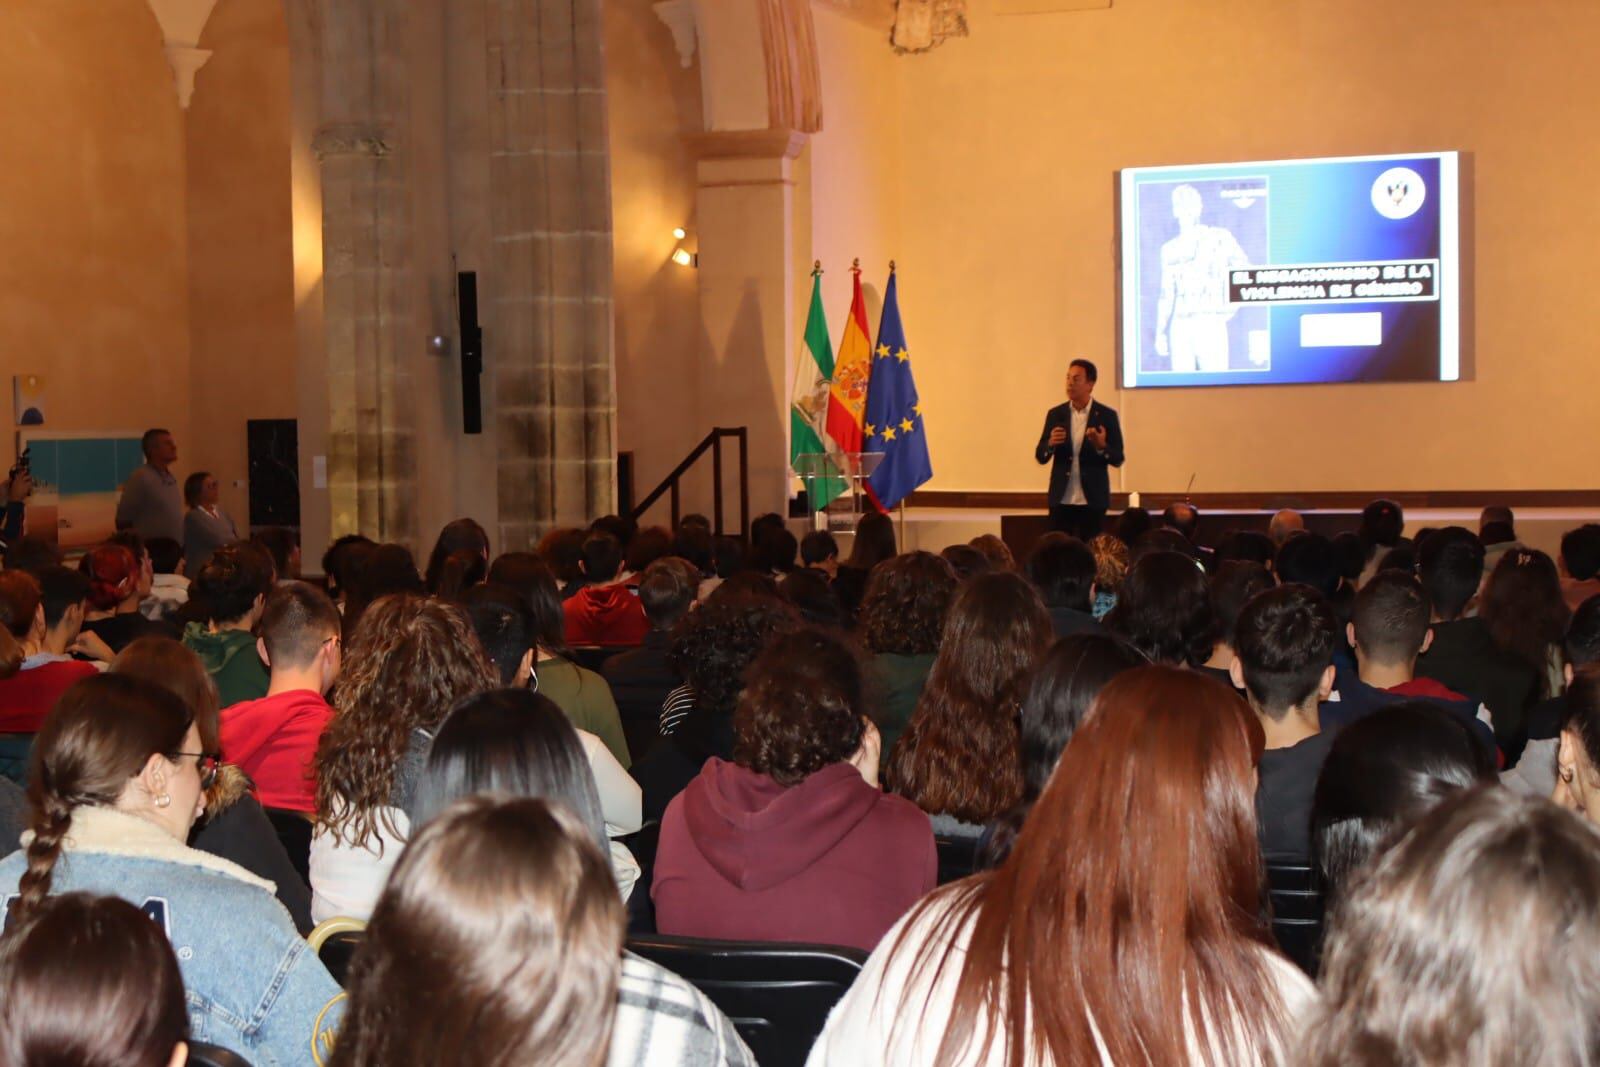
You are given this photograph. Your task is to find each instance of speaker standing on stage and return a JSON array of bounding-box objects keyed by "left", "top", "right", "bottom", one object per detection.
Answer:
[{"left": 1035, "top": 359, "right": 1124, "bottom": 540}]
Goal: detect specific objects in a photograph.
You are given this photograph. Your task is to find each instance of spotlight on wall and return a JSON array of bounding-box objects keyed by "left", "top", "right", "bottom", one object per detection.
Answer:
[
  {"left": 672, "top": 227, "right": 687, "bottom": 240},
  {"left": 671, "top": 248, "right": 698, "bottom": 268},
  {"left": 426, "top": 333, "right": 452, "bottom": 357}
]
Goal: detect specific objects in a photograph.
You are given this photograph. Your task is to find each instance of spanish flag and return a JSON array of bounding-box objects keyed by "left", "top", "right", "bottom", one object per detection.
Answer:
[{"left": 826, "top": 261, "right": 872, "bottom": 455}]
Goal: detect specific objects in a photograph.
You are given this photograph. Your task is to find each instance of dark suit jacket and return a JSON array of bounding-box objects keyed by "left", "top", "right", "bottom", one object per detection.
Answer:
[{"left": 1035, "top": 400, "right": 1125, "bottom": 511}]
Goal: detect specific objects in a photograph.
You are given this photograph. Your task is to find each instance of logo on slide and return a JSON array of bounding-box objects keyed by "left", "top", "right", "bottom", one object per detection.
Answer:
[{"left": 1371, "top": 167, "right": 1426, "bottom": 219}]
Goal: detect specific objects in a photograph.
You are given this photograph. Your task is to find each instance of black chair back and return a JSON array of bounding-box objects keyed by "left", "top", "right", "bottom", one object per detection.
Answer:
[
  {"left": 263, "top": 807, "right": 313, "bottom": 888},
  {"left": 935, "top": 833, "right": 981, "bottom": 885},
  {"left": 1265, "top": 862, "right": 1325, "bottom": 977},
  {"left": 626, "top": 934, "right": 867, "bottom": 1067},
  {"left": 317, "top": 929, "right": 365, "bottom": 986},
  {"left": 189, "top": 1042, "right": 254, "bottom": 1067}
]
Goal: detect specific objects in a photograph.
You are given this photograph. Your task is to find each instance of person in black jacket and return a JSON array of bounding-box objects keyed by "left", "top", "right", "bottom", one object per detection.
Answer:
[
  {"left": 1034, "top": 359, "right": 1125, "bottom": 541},
  {"left": 603, "top": 558, "right": 698, "bottom": 762}
]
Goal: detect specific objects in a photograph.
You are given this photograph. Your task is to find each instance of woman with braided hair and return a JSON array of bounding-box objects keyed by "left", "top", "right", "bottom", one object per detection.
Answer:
[{"left": 0, "top": 672, "right": 343, "bottom": 1065}]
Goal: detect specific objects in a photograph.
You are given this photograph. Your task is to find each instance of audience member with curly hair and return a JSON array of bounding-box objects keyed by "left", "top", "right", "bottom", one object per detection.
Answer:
[
  {"left": 889, "top": 572, "right": 1052, "bottom": 838},
  {"left": 858, "top": 551, "right": 959, "bottom": 759},
  {"left": 310, "top": 594, "right": 497, "bottom": 922},
  {"left": 654, "top": 628, "right": 935, "bottom": 950},
  {"left": 1087, "top": 533, "right": 1129, "bottom": 619}
]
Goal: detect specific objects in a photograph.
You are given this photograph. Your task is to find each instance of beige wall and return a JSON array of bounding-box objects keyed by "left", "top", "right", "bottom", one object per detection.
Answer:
[
  {"left": 188, "top": 0, "right": 297, "bottom": 528},
  {"left": 886, "top": 0, "right": 1600, "bottom": 495},
  {"left": 0, "top": 1, "right": 192, "bottom": 458}
]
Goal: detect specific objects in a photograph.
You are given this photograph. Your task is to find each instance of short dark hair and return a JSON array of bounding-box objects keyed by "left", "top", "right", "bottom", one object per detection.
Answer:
[
  {"left": 1025, "top": 534, "right": 1097, "bottom": 612},
  {"left": 672, "top": 524, "right": 713, "bottom": 573},
  {"left": 192, "top": 543, "right": 273, "bottom": 624},
  {"left": 1068, "top": 358, "right": 1097, "bottom": 383},
  {"left": 139, "top": 428, "right": 170, "bottom": 459},
  {"left": 1480, "top": 522, "right": 1516, "bottom": 547},
  {"left": 1274, "top": 532, "right": 1342, "bottom": 598},
  {"left": 1162, "top": 503, "right": 1199, "bottom": 542},
  {"left": 145, "top": 537, "right": 183, "bottom": 575},
  {"left": 733, "top": 628, "right": 866, "bottom": 787},
  {"left": 1210, "top": 561, "right": 1275, "bottom": 648},
  {"left": 777, "top": 568, "right": 843, "bottom": 628},
  {"left": 0, "top": 571, "right": 41, "bottom": 638},
  {"left": 637, "top": 558, "right": 696, "bottom": 629},
  {"left": 711, "top": 535, "right": 747, "bottom": 580},
  {"left": 1214, "top": 530, "right": 1275, "bottom": 567},
  {"left": 1417, "top": 526, "right": 1484, "bottom": 622},
  {"left": 459, "top": 584, "right": 531, "bottom": 685},
  {"left": 1331, "top": 531, "right": 1367, "bottom": 583},
  {"left": 625, "top": 527, "right": 673, "bottom": 575},
  {"left": 800, "top": 530, "right": 839, "bottom": 567},
  {"left": 1561, "top": 524, "right": 1600, "bottom": 582},
  {"left": 36, "top": 567, "right": 90, "bottom": 631},
  {"left": 1480, "top": 506, "right": 1515, "bottom": 534},
  {"left": 1359, "top": 499, "right": 1405, "bottom": 552},
  {"left": 579, "top": 533, "right": 623, "bottom": 583},
  {"left": 182, "top": 471, "right": 210, "bottom": 508},
  {"left": 1568, "top": 596, "right": 1600, "bottom": 668},
  {"left": 321, "top": 533, "right": 375, "bottom": 598},
  {"left": 940, "top": 544, "right": 992, "bottom": 582},
  {"left": 752, "top": 526, "right": 798, "bottom": 574},
  {"left": 259, "top": 582, "right": 341, "bottom": 670},
  {"left": 1352, "top": 571, "right": 1431, "bottom": 663},
  {"left": 1113, "top": 507, "right": 1153, "bottom": 548},
  {"left": 588, "top": 514, "right": 636, "bottom": 549},
  {"left": 1233, "top": 584, "right": 1338, "bottom": 715},
  {"left": 1105, "top": 550, "right": 1214, "bottom": 667},
  {"left": 3, "top": 536, "right": 61, "bottom": 575}
]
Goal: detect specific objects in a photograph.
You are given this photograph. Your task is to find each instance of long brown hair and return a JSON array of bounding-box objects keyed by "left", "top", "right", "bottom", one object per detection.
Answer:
[
  {"left": 888, "top": 572, "right": 1050, "bottom": 822},
  {"left": 1481, "top": 547, "right": 1569, "bottom": 697},
  {"left": 1306, "top": 787, "right": 1600, "bottom": 1066},
  {"left": 0, "top": 892, "right": 188, "bottom": 1067},
  {"left": 329, "top": 796, "right": 622, "bottom": 1067},
  {"left": 890, "top": 666, "right": 1287, "bottom": 1066},
  {"left": 315, "top": 595, "right": 497, "bottom": 849},
  {"left": 111, "top": 636, "right": 222, "bottom": 752},
  {"left": 12, "top": 675, "right": 193, "bottom": 923}
]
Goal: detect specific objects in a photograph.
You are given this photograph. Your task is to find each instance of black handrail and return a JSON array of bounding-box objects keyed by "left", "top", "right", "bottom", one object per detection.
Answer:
[{"left": 628, "top": 427, "right": 749, "bottom": 538}]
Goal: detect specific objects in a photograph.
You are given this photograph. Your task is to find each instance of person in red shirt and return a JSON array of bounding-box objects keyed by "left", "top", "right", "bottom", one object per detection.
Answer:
[
  {"left": 562, "top": 532, "right": 649, "bottom": 647},
  {"left": 218, "top": 582, "right": 342, "bottom": 813},
  {"left": 0, "top": 569, "right": 102, "bottom": 734}
]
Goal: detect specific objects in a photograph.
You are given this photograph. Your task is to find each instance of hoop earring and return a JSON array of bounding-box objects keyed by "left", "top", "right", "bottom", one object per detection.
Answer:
[{"left": 155, "top": 793, "right": 172, "bottom": 809}]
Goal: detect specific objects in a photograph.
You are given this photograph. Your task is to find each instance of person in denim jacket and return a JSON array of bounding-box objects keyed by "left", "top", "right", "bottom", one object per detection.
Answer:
[{"left": 0, "top": 673, "right": 343, "bottom": 1067}]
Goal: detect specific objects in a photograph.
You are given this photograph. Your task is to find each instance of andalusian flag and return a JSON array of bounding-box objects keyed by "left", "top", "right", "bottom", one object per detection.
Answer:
[
  {"left": 790, "top": 264, "right": 847, "bottom": 508},
  {"left": 826, "top": 261, "right": 872, "bottom": 456}
]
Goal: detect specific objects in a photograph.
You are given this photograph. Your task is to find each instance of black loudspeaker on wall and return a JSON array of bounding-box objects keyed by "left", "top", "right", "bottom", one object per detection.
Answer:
[{"left": 458, "top": 271, "right": 484, "bottom": 434}]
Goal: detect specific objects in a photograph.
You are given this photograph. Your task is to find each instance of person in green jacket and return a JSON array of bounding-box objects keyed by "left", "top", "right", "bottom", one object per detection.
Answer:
[
  {"left": 858, "top": 552, "right": 959, "bottom": 763},
  {"left": 181, "top": 543, "right": 271, "bottom": 708}
]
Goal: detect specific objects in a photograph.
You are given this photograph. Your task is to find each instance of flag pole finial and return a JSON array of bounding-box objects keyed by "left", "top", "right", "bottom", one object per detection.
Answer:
[
  {"left": 813, "top": 260, "right": 822, "bottom": 276},
  {"left": 851, "top": 258, "right": 861, "bottom": 274},
  {"left": 889, "top": 260, "right": 896, "bottom": 273}
]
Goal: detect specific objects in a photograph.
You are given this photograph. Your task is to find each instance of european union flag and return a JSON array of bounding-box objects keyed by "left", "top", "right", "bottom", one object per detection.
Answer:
[{"left": 863, "top": 266, "right": 932, "bottom": 510}]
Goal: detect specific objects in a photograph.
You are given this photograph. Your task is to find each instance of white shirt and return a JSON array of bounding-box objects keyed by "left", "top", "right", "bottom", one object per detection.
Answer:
[{"left": 1062, "top": 402, "right": 1093, "bottom": 507}]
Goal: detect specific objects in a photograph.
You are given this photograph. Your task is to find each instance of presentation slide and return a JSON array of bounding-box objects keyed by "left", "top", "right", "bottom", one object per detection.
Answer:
[{"left": 1118, "top": 152, "right": 1460, "bottom": 388}]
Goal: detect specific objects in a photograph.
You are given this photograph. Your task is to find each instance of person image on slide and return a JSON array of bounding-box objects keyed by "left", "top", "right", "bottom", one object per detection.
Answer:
[{"left": 1155, "top": 184, "right": 1251, "bottom": 373}]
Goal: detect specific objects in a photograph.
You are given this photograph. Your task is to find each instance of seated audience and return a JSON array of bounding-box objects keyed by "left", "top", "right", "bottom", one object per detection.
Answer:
[
  {"left": 251, "top": 526, "right": 301, "bottom": 581},
  {"left": 0, "top": 570, "right": 99, "bottom": 736},
  {"left": 519, "top": 563, "right": 631, "bottom": 767},
  {"left": 1554, "top": 663, "right": 1600, "bottom": 826},
  {"left": 0, "top": 893, "right": 190, "bottom": 1067},
  {"left": 0, "top": 674, "right": 342, "bottom": 1062},
  {"left": 1274, "top": 531, "right": 1343, "bottom": 600},
  {"left": 1481, "top": 546, "right": 1570, "bottom": 701},
  {"left": 181, "top": 471, "right": 238, "bottom": 575},
  {"left": 752, "top": 525, "right": 799, "bottom": 577},
  {"left": 563, "top": 532, "right": 650, "bottom": 647},
  {"left": 1559, "top": 523, "right": 1600, "bottom": 610},
  {"left": 1201, "top": 559, "right": 1275, "bottom": 683},
  {"left": 1113, "top": 505, "right": 1153, "bottom": 547},
  {"left": 1230, "top": 584, "right": 1338, "bottom": 862},
  {"left": 622, "top": 526, "right": 673, "bottom": 584},
  {"left": 1215, "top": 529, "right": 1276, "bottom": 567},
  {"left": 319, "top": 533, "right": 375, "bottom": 613},
  {"left": 141, "top": 536, "right": 188, "bottom": 619},
  {"left": 800, "top": 529, "right": 840, "bottom": 576},
  {"left": 1479, "top": 504, "right": 1517, "bottom": 546},
  {"left": 889, "top": 572, "right": 1051, "bottom": 839},
  {"left": 703, "top": 534, "right": 747, "bottom": 600},
  {"left": 1026, "top": 533, "right": 1103, "bottom": 638},
  {"left": 37, "top": 565, "right": 113, "bottom": 664},
  {"left": 78, "top": 542, "right": 176, "bottom": 652},
  {"left": 181, "top": 544, "right": 274, "bottom": 707},
  {"left": 1087, "top": 532, "right": 1127, "bottom": 618},
  {"left": 1509, "top": 595, "right": 1600, "bottom": 796},
  {"left": 331, "top": 795, "right": 753, "bottom": 1067},
  {"left": 632, "top": 591, "right": 798, "bottom": 822},
  {"left": 1268, "top": 508, "right": 1305, "bottom": 546},
  {"left": 982, "top": 633, "right": 1146, "bottom": 867},
  {"left": 859, "top": 552, "right": 958, "bottom": 760},
  {"left": 655, "top": 628, "right": 935, "bottom": 951},
  {"left": 602, "top": 558, "right": 696, "bottom": 756},
  {"left": 833, "top": 511, "right": 897, "bottom": 617},
  {"left": 968, "top": 533, "right": 1016, "bottom": 572},
  {"left": 112, "top": 636, "right": 314, "bottom": 933},
  {"left": 410, "top": 689, "right": 643, "bottom": 899},
  {"left": 778, "top": 566, "right": 844, "bottom": 627},
  {"left": 1304, "top": 789, "right": 1600, "bottom": 1066},
  {"left": 811, "top": 667, "right": 1313, "bottom": 1065},
  {"left": 939, "top": 543, "right": 992, "bottom": 582},
  {"left": 1415, "top": 526, "right": 1539, "bottom": 757},
  {"left": 673, "top": 522, "right": 714, "bottom": 578},
  {"left": 340, "top": 542, "right": 424, "bottom": 631},
  {"left": 219, "top": 583, "right": 341, "bottom": 815},
  {"left": 1311, "top": 702, "right": 1495, "bottom": 903},
  {"left": 537, "top": 525, "right": 589, "bottom": 599},
  {"left": 1355, "top": 497, "right": 1405, "bottom": 587},
  {"left": 311, "top": 594, "right": 497, "bottom": 921},
  {"left": 1331, "top": 531, "right": 1367, "bottom": 589},
  {"left": 1105, "top": 549, "right": 1215, "bottom": 667},
  {"left": 4, "top": 535, "right": 61, "bottom": 576},
  {"left": 423, "top": 517, "right": 490, "bottom": 595}
]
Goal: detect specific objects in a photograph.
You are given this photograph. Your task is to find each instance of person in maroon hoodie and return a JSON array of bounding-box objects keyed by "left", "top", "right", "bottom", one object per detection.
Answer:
[
  {"left": 652, "top": 628, "right": 936, "bottom": 952},
  {"left": 563, "top": 532, "right": 650, "bottom": 647},
  {"left": 219, "top": 582, "right": 342, "bottom": 813}
]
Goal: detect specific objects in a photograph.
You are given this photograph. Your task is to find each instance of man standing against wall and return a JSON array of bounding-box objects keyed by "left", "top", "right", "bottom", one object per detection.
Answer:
[
  {"left": 1035, "top": 359, "right": 1125, "bottom": 540},
  {"left": 115, "top": 428, "right": 183, "bottom": 544}
]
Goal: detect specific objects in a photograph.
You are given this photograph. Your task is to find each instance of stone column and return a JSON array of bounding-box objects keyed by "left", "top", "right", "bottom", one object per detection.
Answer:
[
  {"left": 482, "top": 0, "right": 616, "bottom": 551},
  {"left": 310, "top": 0, "right": 418, "bottom": 546}
]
